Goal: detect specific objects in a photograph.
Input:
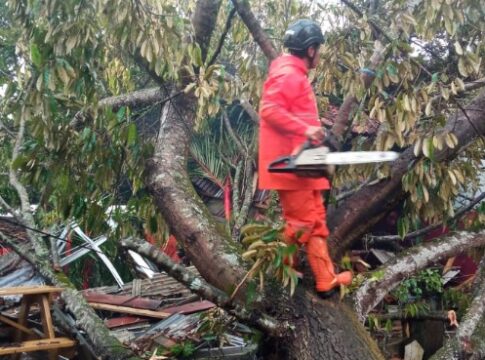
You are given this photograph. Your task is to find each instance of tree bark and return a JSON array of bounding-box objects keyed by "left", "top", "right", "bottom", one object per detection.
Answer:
[
  {"left": 231, "top": 0, "right": 278, "bottom": 61},
  {"left": 267, "top": 290, "right": 385, "bottom": 360}
]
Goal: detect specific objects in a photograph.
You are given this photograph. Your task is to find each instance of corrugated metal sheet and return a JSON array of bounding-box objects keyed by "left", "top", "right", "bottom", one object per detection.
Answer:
[
  {"left": 87, "top": 268, "right": 197, "bottom": 306},
  {"left": 0, "top": 220, "right": 43, "bottom": 304}
]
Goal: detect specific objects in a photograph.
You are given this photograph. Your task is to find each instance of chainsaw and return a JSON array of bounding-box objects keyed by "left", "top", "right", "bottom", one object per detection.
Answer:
[{"left": 268, "top": 140, "right": 399, "bottom": 174}]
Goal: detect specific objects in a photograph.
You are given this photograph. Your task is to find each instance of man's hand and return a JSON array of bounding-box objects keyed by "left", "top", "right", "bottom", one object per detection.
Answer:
[{"left": 304, "top": 126, "right": 325, "bottom": 142}]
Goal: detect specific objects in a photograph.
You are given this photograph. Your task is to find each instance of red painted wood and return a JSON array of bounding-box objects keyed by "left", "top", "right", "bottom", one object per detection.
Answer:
[
  {"left": 160, "top": 300, "right": 215, "bottom": 315},
  {"left": 83, "top": 292, "right": 162, "bottom": 310}
]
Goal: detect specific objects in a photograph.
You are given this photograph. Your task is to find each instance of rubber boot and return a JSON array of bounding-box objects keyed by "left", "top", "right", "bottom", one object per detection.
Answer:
[{"left": 306, "top": 236, "right": 353, "bottom": 297}]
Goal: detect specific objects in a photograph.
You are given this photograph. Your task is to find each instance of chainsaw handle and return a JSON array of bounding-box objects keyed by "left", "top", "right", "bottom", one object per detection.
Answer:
[{"left": 268, "top": 156, "right": 296, "bottom": 173}]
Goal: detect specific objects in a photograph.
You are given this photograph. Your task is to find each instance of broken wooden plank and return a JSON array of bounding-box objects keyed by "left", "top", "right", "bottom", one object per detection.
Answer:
[
  {"left": 0, "top": 314, "right": 36, "bottom": 336},
  {"left": 0, "top": 286, "right": 63, "bottom": 296},
  {"left": 0, "top": 338, "right": 76, "bottom": 355},
  {"left": 83, "top": 292, "right": 162, "bottom": 310},
  {"left": 161, "top": 300, "right": 215, "bottom": 315},
  {"left": 89, "top": 302, "right": 171, "bottom": 319}
]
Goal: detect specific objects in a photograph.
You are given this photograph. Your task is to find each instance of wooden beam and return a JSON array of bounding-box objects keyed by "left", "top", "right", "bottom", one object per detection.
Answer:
[
  {"left": 0, "top": 314, "right": 36, "bottom": 336},
  {"left": 0, "top": 286, "right": 63, "bottom": 296},
  {"left": 0, "top": 338, "right": 76, "bottom": 355},
  {"left": 89, "top": 302, "right": 171, "bottom": 319}
]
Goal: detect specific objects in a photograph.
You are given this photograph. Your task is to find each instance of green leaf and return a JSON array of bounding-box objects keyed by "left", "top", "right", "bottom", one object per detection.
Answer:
[
  {"left": 30, "top": 43, "right": 42, "bottom": 68},
  {"left": 386, "top": 63, "right": 397, "bottom": 76},
  {"left": 261, "top": 229, "right": 277, "bottom": 243},
  {"left": 397, "top": 217, "right": 409, "bottom": 239},
  {"left": 116, "top": 106, "right": 126, "bottom": 123},
  {"left": 127, "top": 123, "right": 137, "bottom": 146},
  {"left": 431, "top": 73, "right": 439, "bottom": 83}
]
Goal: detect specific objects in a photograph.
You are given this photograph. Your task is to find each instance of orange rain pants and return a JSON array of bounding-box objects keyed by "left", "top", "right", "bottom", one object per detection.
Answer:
[
  {"left": 278, "top": 190, "right": 352, "bottom": 292},
  {"left": 278, "top": 190, "right": 329, "bottom": 245}
]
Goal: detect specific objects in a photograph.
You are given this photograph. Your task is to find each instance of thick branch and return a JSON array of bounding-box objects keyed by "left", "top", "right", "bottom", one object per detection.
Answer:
[
  {"left": 332, "top": 40, "right": 385, "bottom": 142},
  {"left": 98, "top": 87, "right": 169, "bottom": 109},
  {"left": 371, "top": 310, "right": 453, "bottom": 322},
  {"left": 353, "top": 230, "right": 485, "bottom": 321},
  {"left": 231, "top": 0, "right": 278, "bottom": 61},
  {"left": 456, "top": 257, "right": 485, "bottom": 354},
  {"left": 328, "top": 88, "right": 485, "bottom": 259},
  {"left": 193, "top": 0, "right": 222, "bottom": 62},
  {"left": 121, "top": 237, "right": 288, "bottom": 336},
  {"left": 145, "top": 0, "right": 249, "bottom": 299}
]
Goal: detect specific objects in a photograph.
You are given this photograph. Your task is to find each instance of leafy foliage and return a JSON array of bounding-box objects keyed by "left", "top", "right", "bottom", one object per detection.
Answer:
[
  {"left": 239, "top": 223, "right": 299, "bottom": 296},
  {"left": 392, "top": 268, "right": 444, "bottom": 304}
]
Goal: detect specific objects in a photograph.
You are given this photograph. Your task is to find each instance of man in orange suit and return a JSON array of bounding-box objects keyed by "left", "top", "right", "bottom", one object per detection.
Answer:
[{"left": 258, "top": 19, "right": 352, "bottom": 297}]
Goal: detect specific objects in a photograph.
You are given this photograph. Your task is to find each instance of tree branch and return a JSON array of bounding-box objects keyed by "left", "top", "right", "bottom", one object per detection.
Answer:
[
  {"left": 193, "top": 0, "right": 222, "bottom": 62},
  {"left": 207, "top": 7, "right": 237, "bottom": 66},
  {"left": 231, "top": 0, "right": 278, "bottom": 61},
  {"left": 353, "top": 230, "right": 485, "bottom": 321},
  {"left": 367, "top": 191, "right": 485, "bottom": 243},
  {"left": 239, "top": 96, "right": 260, "bottom": 124},
  {"left": 456, "top": 257, "right": 485, "bottom": 355},
  {"left": 120, "top": 237, "right": 289, "bottom": 336},
  {"left": 222, "top": 110, "right": 248, "bottom": 156},
  {"left": 9, "top": 113, "right": 32, "bottom": 220},
  {"left": 328, "top": 88, "right": 485, "bottom": 259}
]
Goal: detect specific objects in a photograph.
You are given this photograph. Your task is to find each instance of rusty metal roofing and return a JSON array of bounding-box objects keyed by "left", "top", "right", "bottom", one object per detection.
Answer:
[{"left": 86, "top": 268, "right": 197, "bottom": 306}]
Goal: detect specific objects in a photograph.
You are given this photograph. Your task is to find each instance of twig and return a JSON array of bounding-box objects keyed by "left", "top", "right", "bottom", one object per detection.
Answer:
[{"left": 338, "top": 0, "right": 433, "bottom": 77}]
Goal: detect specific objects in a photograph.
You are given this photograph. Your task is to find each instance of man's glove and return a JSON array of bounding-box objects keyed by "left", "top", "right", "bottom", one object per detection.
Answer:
[{"left": 322, "top": 130, "right": 342, "bottom": 152}]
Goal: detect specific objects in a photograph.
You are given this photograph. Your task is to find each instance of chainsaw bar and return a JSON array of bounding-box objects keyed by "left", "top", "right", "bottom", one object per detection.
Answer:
[
  {"left": 294, "top": 148, "right": 399, "bottom": 166},
  {"left": 268, "top": 146, "right": 399, "bottom": 173}
]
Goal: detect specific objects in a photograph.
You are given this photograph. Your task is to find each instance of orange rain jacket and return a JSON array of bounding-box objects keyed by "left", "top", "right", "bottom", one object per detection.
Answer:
[{"left": 258, "top": 54, "right": 330, "bottom": 190}]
